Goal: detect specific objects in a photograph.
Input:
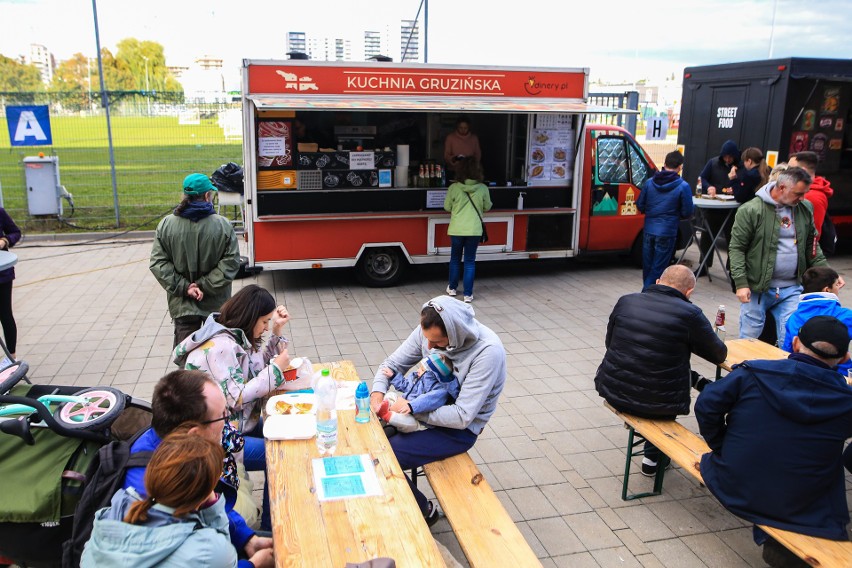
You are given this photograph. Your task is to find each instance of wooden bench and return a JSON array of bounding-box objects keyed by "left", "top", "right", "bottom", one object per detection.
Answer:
[
  {"left": 413, "top": 452, "right": 542, "bottom": 568},
  {"left": 606, "top": 402, "right": 852, "bottom": 568}
]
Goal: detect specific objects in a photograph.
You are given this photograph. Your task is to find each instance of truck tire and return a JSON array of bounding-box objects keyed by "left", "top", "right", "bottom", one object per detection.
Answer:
[{"left": 355, "top": 247, "right": 407, "bottom": 287}]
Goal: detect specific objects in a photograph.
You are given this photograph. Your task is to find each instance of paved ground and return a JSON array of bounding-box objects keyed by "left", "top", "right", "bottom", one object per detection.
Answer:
[{"left": 11, "top": 235, "right": 852, "bottom": 567}]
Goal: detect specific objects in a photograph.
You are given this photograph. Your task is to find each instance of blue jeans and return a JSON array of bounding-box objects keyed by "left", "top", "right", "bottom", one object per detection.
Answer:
[
  {"left": 448, "top": 235, "right": 480, "bottom": 297},
  {"left": 390, "top": 426, "right": 477, "bottom": 514},
  {"left": 243, "top": 422, "right": 270, "bottom": 531},
  {"left": 641, "top": 233, "right": 675, "bottom": 290},
  {"left": 739, "top": 285, "right": 802, "bottom": 346}
]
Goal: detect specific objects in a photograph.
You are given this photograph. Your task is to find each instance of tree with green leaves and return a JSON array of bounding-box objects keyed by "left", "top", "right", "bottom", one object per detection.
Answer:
[{"left": 0, "top": 54, "right": 44, "bottom": 92}]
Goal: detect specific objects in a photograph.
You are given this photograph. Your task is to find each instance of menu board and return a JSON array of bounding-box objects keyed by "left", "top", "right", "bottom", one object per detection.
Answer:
[
  {"left": 257, "top": 120, "right": 293, "bottom": 169},
  {"left": 528, "top": 123, "right": 574, "bottom": 186}
]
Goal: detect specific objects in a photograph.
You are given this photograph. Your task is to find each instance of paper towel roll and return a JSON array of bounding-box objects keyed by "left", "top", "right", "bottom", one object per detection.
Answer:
[
  {"left": 396, "top": 144, "right": 410, "bottom": 166},
  {"left": 395, "top": 165, "right": 409, "bottom": 188}
]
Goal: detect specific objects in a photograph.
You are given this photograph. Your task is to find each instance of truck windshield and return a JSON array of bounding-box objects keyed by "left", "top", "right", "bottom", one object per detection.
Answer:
[{"left": 595, "top": 136, "right": 652, "bottom": 187}]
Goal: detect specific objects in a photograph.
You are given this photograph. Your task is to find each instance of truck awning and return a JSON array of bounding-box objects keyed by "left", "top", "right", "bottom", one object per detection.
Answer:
[{"left": 247, "top": 95, "right": 638, "bottom": 114}]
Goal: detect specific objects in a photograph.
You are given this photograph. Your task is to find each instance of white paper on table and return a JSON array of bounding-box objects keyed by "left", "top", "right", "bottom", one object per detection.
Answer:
[
  {"left": 312, "top": 454, "right": 383, "bottom": 501},
  {"left": 335, "top": 381, "right": 357, "bottom": 410}
]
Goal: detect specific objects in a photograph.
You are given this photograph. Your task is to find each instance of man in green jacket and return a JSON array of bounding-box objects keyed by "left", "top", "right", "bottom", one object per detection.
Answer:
[
  {"left": 729, "top": 167, "right": 835, "bottom": 346},
  {"left": 150, "top": 173, "right": 240, "bottom": 347}
]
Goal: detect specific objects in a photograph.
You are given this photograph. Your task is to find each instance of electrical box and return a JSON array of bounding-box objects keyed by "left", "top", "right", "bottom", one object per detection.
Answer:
[{"left": 23, "top": 155, "right": 63, "bottom": 216}]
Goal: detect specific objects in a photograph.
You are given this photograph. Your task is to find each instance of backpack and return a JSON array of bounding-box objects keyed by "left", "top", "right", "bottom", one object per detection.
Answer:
[
  {"left": 61, "top": 429, "right": 154, "bottom": 568},
  {"left": 211, "top": 162, "right": 244, "bottom": 194},
  {"left": 820, "top": 214, "right": 837, "bottom": 256}
]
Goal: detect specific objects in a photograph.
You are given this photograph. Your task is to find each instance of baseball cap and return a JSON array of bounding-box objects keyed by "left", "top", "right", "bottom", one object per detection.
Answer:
[
  {"left": 183, "top": 173, "right": 217, "bottom": 195},
  {"left": 798, "top": 315, "right": 850, "bottom": 359},
  {"left": 425, "top": 352, "right": 453, "bottom": 382}
]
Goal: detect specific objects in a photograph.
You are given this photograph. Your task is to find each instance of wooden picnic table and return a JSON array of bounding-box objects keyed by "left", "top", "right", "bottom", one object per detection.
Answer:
[
  {"left": 265, "top": 360, "right": 446, "bottom": 567},
  {"left": 719, "top": 337, "right": 789, "bottom": 373}
]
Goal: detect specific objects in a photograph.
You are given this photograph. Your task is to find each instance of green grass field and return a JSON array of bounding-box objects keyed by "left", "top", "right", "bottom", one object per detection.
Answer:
[{"left": 0, "top": 114, "right": 243, "bottom": 231}]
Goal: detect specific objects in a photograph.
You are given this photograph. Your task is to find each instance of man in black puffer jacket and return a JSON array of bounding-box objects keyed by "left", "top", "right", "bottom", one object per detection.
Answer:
[{"left": 595, "top": 264, "right": 727, "bottom": 475}]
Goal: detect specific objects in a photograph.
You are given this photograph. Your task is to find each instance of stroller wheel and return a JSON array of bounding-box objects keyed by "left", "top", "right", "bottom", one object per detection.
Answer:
[{"left": 54, "top": 387, "right": 126, "bottom": 430}]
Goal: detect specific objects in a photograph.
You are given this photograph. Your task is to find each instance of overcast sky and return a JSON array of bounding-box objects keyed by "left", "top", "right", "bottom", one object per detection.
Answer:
[{"left": 2, "top": 0, "right": 851, "bottom": 85}]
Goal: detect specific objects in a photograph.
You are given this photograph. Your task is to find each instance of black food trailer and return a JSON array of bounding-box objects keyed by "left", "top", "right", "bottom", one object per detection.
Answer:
[{"left": 677, "top": 57, "right": 852, "bottom": 237}]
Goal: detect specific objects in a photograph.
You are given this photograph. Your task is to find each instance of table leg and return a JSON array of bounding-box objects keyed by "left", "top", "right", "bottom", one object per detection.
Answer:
[
  {"left": 708, "top": 209, "right": 735, "bottom": 284},
  {"left": 676, "top": 216, "right": 700, "bottom": 265}
]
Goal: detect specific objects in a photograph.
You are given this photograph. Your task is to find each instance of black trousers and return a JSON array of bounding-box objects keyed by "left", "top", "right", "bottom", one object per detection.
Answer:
[
  {"left": 173, "top": 315, "right": 204, "bottom": 349},
  {"left": 0, "top": 280, "right": 17, "bottom": 355}
]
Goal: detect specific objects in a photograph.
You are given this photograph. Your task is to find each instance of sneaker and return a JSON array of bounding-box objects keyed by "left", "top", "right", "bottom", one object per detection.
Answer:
[
  {"left": 424, "top": 500, "right": 441, "bottom": 527},
  {"left": 464, "top": 295, "right": 473, "bottom": 303},
  {"left": 641, "top": 457, "right": 672, "bottom": 477},
  {"left": 446, "top": 286, "right": 457, "bottom": 297}
]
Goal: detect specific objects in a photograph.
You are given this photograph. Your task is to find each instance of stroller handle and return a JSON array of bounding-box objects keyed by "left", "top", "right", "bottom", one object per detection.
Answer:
[{"left": 0, "top": 394, "right": 111, "bottom": 443}]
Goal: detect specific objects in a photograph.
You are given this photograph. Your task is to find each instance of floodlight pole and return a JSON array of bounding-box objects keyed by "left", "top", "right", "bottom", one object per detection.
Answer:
[{"left": 92, "top": 0, "right": 121, "bottom": 227}]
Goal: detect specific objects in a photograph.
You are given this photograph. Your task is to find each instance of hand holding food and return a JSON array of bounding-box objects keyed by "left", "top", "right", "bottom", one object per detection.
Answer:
[
  {"left": 728, "top": 166, "right": 738, "bottom": 180},
  {"left": 273, "top": 346, "right": 291, "bottom": 371}
]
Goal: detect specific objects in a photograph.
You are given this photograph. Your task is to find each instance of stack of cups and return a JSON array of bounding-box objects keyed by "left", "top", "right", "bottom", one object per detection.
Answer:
[{"left": 395, "top": 145, "right": 410, "bottom": 188}]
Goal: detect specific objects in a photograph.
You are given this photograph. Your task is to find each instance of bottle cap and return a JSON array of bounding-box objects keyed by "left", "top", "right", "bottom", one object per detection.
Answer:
[
  {"left": 322, "top": 369, "right": 330, "bottom": 376},
  {"left": 355, "top": 381, "right": 369, "bottom": 397}
]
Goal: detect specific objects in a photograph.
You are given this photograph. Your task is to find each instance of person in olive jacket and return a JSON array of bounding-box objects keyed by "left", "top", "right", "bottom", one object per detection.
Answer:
[
  {"left": 594, "top": 264, "right": 727, "bottom": 475},
  {"left": 150, "top": 174, "right": 241, "bottom": 347}
]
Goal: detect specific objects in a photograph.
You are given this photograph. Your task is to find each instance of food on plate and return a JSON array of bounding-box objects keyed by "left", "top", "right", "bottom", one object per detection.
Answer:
[
  {"left": 535, "top": 132, "right": 550, "bottom": 144},
  {"left": 294, "top": 403, "right": 313, "bottom": 413},
  {"left": 275, "top": 400, "right": 293, "bottom": 414},
  {"left": 273, "top": 400, "right": 314, "bottom": 415},
  {"left": 531, "top": 148, "right": 545, "bottom": 162},
  {"left": 531, "top": 165, "right": 544, "bottom": 178},
  {"left": 552, "top": 165, "right": 566, "bottom": 177},
  {"left": 553, "top": 148, "right": 567, "bottom": 161}
]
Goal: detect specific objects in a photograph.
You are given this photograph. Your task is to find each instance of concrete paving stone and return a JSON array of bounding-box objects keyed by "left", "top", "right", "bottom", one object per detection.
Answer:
[
  {"left": 526, "top": 517, "right": 586, "bottom": 557},
  {"left": 678, "top": 496, "right": 749, "bottom": 532},
  {"left": 501, "top": 435, "right": 546, "bottom": 460},
  {"left": 576, "top": 487, "right": 608, "bottom": 510},
  {"left": 614, "top": 504, "right": 678, "bottom": 541},
  {"left": 527, "top": 412, "right": 572, "bottom": 435},
  {"left": 533, "top": 440, "right": 573, "bottom": 471},
  {"left": 595, "top": 507, "right": 630, "bottom": 531},
  {"left": 487, "top": 460, "right": 537, "bottom": 490},
  {"left": 715, "top": 527, "right": 767, "bottom": 566},
  {"left": 472, "top": 437, "right": 514, "bottom": 464},
  {"left": 646, "top": 500, "right": 710, "bottom": 537},
  {"left": 506, "top": 486, "right": 561, "bottom": 521},
  {"left": 589, "top": 546, "right": 645, "bottom": 568},
  {"left": 568, "top": 451, "right": 615, "bottom": 480},
  {"left": 564, "top": 511, "right": 623, "bottom": 550},
  {"left": 539, "top": 482, "right": 594, "bottom": 516},
  {"left": 679, "top": 533, "right": 753, "bottom": 568},
  {"left": 578, "top": 408, "right": 625, "bottom": 430},
  {"left": 550, "top": 551, "right": 601, "bottom": 568},
  {"left": 432, "top": 531, "right": 469, "bottom": 568},
  {"left": 475, "top": 463, "right": 502, "bottom": 491},
  {"left": 515, "top": 520, "right": 549, "bottom": 559},
  {"left": 644, "top": 538, "right": 707, "bottom": 568},
  {"left": 614, "top": 528, "right": 652, "bottom": 556},
  {"left": 635, "top": 554, "right": 667, "bottom": 568},
  {"left": 573, "top": 428, "right": 618, "bottom": 452},
  {"left": 519, "top": 457, "right": 568, "bottom": 486},
  {"left": 517, "top": 377, "right": 557, "bottom": 395},
  {"left": 546, "top": 430, "right": 588, "bottom": 456}
]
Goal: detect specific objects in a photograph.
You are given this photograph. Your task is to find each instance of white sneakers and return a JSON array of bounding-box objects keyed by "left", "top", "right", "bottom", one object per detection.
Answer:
[
  {"left": 464, "top": 296, "right": 473, "bottom": 303},
  {"left": 446, "top": 286, "right": 457, "bottom": 297}
]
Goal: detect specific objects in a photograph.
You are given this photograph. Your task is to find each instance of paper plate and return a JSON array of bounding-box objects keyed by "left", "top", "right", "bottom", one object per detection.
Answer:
[
  {"left": 263, "top": 414, "right": 316, "bottom": 441},
  {"left": 266, "top": 392, "right": 317, "bottom": 417}
]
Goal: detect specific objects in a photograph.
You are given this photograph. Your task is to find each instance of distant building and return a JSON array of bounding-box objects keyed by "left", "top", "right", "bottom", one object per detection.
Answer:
[
  {"left": 28, "top": 43, "right": 55, "bottom": 85},
  {"left": 287, "top": 32, "right": 307, "bottom": 56},
  {"left": 364, "top": 31, "right": 383, "bottom": 60},
  {"left": 400, "top": 20, "right": 420, "bottom": 62},
  {"left": 181, "top": 55, "right": 227, "bottom": 104},
  {"left": 334, "top": 38, "right": 352, "bottom": 62}
]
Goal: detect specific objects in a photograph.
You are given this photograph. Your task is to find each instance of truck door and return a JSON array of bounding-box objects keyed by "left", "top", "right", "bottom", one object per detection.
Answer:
[
  {"left": 582, "top": 133, "right": 651, "bottom": 252},
  {"left": 705, "top": 86, "right": 747, "bottom": 164}
]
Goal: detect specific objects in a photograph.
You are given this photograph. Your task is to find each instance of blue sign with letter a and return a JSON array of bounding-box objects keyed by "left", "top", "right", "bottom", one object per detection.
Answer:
[{"left": 6, "top": 105, "right": 53, "bottom": 146}]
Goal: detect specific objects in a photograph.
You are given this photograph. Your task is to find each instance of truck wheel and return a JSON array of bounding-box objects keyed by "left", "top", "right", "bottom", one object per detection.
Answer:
[
  {"left": 630, "top": 231, "right": 644, "bottom": 268},
  {"left": 355, "top": 247, "right": 407, "bottom": 287}
]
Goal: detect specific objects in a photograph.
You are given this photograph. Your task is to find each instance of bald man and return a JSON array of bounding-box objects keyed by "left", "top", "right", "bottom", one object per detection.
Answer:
[{"left": 595, "top": 265, "right": 728, "bottom": 475}]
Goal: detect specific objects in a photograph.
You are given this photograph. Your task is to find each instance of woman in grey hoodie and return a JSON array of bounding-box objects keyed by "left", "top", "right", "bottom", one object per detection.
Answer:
[
  {"left": 370, "top": 295, "right": 507, "bottom": 524},
  {"left": 81, "top": 427, "right": 239, "bottom": 568}
]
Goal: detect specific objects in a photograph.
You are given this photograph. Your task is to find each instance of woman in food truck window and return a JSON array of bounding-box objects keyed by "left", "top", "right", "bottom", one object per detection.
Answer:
[
  {"left": 444, "top": 158, "right": 491, "bottom": 303},
  {"left": 444, "top": 116, "right": 482, "bottom": 180}
]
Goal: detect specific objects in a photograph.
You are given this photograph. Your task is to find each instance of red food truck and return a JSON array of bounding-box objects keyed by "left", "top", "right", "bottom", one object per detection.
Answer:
[{"left": 240, "top": 60, "right": 658, "bottom": 286}]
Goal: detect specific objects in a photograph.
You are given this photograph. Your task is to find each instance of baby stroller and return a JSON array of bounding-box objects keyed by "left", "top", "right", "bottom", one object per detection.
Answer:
[{"left": 0, "top": 351, "right": 152, "bottom": 568}]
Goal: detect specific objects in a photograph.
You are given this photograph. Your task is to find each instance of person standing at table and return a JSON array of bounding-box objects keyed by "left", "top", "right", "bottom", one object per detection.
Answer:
[
  {"left": 443, "top": 116, "right": 482, "bottom": 180},
  {"left": 636, "top": 150, "right": 693, "bottom": 290},
  {"left": 370, "top": 296, "right": 506, "bottom": 525},
  {"left": 729, "top": 167, "right": 831, "bottom": 346},
  {"left": 696, "top": 140, "right": 741, "bottom": 276},
  {"left": 695, "top": 316, "right": 852, "bottom": 567},
  {"left": 729, "top": 147, "right": 770, "bottom": 205},
  {"left": 0, "top": 208, "right": 21, "bottom": 364},
  {"left": 595, "top": 264, "right": 727, "bottom": 476},
  {"left": 150, "top": 173, "right": 241, "bottom": 348}
]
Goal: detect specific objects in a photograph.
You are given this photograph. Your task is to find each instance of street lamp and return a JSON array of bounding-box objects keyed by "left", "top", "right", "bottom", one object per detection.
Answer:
[{"left": 141, "top": 55, "right": 150, "bottom": 115}]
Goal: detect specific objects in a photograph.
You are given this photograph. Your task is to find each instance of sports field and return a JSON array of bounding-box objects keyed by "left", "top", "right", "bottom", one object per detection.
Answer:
[{"left": 0, "top": 112, "right": 243, "bottom": 231}]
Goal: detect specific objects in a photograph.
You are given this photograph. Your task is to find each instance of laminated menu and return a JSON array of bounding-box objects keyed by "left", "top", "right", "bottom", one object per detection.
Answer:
[
  {"left": 528, "top": 123, "right": 574, "bottom": 186},
  {"left": 257, "top": 121, "right": 293, "bottom": 168}
]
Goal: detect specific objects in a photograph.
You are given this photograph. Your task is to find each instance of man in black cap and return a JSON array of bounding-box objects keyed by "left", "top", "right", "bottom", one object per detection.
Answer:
[
  {"left": 696, "top": 315, "right": 852, "bottom": 567},
  {"left": 150, "top": 173, "right": 240, "bottom": 347}
]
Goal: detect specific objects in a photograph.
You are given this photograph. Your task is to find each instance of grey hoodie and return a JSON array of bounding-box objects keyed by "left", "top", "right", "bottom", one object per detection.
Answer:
[
  {"left": 756, "top": 183, "right": 798, "bottom": 288},
  {"left": 81, "top": 488, "right": 237, "bottom": 568},
  {"left": 373, "top": 296, "right": 506, "bottom": 435}
]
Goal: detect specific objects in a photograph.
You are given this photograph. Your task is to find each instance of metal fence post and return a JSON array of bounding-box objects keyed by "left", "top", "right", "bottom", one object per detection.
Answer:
[{"left": 625, "top": 91, "right": 639, "bottom": 137}]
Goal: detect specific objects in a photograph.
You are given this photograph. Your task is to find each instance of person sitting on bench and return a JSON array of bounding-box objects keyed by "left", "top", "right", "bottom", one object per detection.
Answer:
[
  {"left": 696, "top": 315, "right": 852, "bottom": 567},
  {"left": 594, "top": 264, "right": 727, "bottom": 476}
]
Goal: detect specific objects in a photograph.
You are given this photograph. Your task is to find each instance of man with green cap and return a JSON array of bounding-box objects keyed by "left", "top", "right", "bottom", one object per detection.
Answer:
[{"left": 150, "top": 173, "right": 240, "bottom": 347}]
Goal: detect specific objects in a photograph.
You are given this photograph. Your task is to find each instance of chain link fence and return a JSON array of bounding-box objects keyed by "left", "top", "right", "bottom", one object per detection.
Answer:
[{"left": 0, "top": 91, "right": 243, "bottom": 232}]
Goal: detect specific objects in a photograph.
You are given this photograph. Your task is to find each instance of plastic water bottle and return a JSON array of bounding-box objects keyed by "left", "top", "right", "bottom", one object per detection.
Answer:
[
  {"left": 315, "top": 369, "right": 338, "bottom": 455},
  {"left": 714, "top": 305, "right": 726, "bottom": 342},
  {"left": 355, "top": 380, "right": 370, "bottom": 424},
  {"left": 695, "top": 177, "right": 703, "bottom": 197}
]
